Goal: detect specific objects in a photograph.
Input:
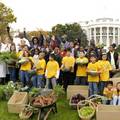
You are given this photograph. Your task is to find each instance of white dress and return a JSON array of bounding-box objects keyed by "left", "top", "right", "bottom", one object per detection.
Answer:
[{"left": 0, "top": 43, "right": 7, "bottom": 78}]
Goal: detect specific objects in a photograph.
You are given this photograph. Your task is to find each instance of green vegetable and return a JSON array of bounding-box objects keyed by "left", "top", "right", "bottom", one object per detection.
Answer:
[
  {"left": 53, "top": 85, "right": 65, "bottom": 97},
  {"left": 0, "top": 52, "right": 17, "bottom": 63},
  {"left": 79, "top": 106, "right": 95, "bottom": 118}
]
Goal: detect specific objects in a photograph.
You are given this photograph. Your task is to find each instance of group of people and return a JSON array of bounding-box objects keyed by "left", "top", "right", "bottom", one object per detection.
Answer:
[{"left": 0, "top": 33, "right": 120, "bottom": 105}]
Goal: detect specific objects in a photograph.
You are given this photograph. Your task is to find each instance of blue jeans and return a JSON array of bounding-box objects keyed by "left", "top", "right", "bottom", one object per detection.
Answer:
[
  {"left": 74, "top": 76, "right": 87, "bottom": 85},
  {"left": 99, "top": 81, "right": 107, "bottom": 95},
  {"left": 31, "top": 75, "right": 44, "bottom": 88},
  {"left": 19, "top": 70, "right": 29, "bottom": 86},
  {"left": 8, "top": 67, "right": 16, "bottom": 82},
  {"left": 89, "top": 82, "right": 98, "bottom": 96},
  {"left": 46, "top": 77, "right": 57, "bottom": 89}
]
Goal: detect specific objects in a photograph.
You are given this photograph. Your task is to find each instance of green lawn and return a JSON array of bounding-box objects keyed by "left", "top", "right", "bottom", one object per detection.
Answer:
[{"left": 0, "top": 95, "right": 79, "bottom": 120}]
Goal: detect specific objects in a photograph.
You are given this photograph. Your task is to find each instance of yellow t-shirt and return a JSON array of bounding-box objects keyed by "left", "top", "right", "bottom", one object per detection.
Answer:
[
  {"left": 87, "top": 62, "right": 100, "bottom": 82},
  {"left": 103, "top": 87, "right": 114, "bottom": 100},
  {"left": 76, "top": 57, "right": 88, "bottom": 77},
  {"left": 36, "top": 59, "right": 46, "bottom": 75},
  {"left": 20, "top": 57, "right": 33, "bottom": 71},
  {"left": 113, "top": 89, "right": 120, "bottom": 96},
  {"left": 46, "top": 60, "right": 59, "bottom": 79},
  {"left": 17, "top": 51, "right": 23, "bottom": 58},
  {"left": 62, "top": 56, "right": 75, "bottom": 72},
  {"left": 99, "top": 60, "right": 112, "bottom": 81}
]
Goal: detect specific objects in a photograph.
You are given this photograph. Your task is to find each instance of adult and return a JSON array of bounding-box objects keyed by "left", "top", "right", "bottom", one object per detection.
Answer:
[{"left": 107, "top": 44, "right": 118, "bottom": 70}]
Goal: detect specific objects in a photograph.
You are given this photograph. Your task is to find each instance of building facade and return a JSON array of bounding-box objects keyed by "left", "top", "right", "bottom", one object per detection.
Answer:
[{"left": 79, "top": 18, "right": 120, "bottom": 47}]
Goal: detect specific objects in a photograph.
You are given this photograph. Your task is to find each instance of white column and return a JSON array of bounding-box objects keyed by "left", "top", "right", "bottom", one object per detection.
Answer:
[
  {"left": 118, "top": 27, "right": 120, "bottom": 44},
  {"left": 94, "top": 27, "right": 96, "bottom": 44},
  {"left": 100, "top": 27, "right": 102, "bottom": 44},
  {"left": 89, "top": 28, "right": 91, "bottom": 41},
  {"left": 107, "top": 27, "right": 109, "bottom": 47},
  {"left": 113, "top": 27, "right": 115, "bottom": 43}
]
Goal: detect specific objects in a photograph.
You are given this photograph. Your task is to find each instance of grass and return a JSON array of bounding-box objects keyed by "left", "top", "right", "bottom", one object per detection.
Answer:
[{"left": 0, "top": 95, "right": 79, "bottom": 120}]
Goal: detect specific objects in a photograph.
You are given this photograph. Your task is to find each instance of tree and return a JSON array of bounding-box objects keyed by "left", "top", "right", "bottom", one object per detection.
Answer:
[
  {"left": 52, "top": 23, "right": 88, "bottom": 47},
  {"left": 0, "top": 2, "right": 16, "bottom": 36}
]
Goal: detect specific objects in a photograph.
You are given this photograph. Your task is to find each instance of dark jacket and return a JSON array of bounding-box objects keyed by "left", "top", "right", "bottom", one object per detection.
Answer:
[{"left": 107, "top": 51, "right": 118, "bottom": 69}]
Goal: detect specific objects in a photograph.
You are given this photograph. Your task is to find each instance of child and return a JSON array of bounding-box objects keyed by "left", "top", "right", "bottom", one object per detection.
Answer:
[
  {"left": 45, "top": 54, "right": 59, "bottom": 89},
  {"left": 113, "top": 82, "right": 120, "bottom": 105},
  {"left": 32, "top": 52, "right": 46, "bottom": 88},
  {"left": 75, "top": 51, "right": 88, "bottom": 85},
  {"left": 99, "top": 53, "right": 112, "bottom": 95},
  {"left": 103, "top": 81, "right": 114, "bottom": 105},
  {"left": 19, "top": 50, "right": 33, "bottom": 86},
  {"left": 61, "top": 48, "right": 75, "bottom": 91},
  {"left": 87, "top": 54, "right": 101, "bottom": 96}
]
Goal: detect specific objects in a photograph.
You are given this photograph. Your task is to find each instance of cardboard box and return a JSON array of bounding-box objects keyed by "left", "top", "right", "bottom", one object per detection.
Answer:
[
  {"left": 67, "top": 85, "right": 88, "bottom": 99},
  {"left": 96, "top": 105, "right": 120, "bottom": 120},
  {"left": 109, "top": 78, "right": 120, "bottom": 86},
  {"left": 8, "top": 92, "right": 28, "bottom": 113}
]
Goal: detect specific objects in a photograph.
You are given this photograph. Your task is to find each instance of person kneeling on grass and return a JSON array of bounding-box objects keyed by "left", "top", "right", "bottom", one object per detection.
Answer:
[
  {"left": 45, "top": 53, "right": 60, "bottom": 89},
  {"left": 103, "top": 81, "right": 114, "bottom": 105},
  {"left": 113, "top": 82, "right": 120, "bottom": 105}
]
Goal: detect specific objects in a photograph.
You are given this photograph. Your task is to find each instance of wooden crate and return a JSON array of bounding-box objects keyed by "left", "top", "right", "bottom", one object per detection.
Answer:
[
  {"left": 109, "top": 77, "right": 120, "bottom": 86},
  {"left": 67, "top": 85, "right": 88, "bottom": 99},
  {"left": 8, "top": 92, "right": 28, "bottom": 113},
  {"left": 96, "top": 105, "right": 120, "bottom": 120}
]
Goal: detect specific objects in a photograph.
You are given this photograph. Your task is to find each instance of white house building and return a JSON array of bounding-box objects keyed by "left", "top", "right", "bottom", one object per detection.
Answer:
[{"left": 79, "top": 18, "right": 120, "bottom": 47}]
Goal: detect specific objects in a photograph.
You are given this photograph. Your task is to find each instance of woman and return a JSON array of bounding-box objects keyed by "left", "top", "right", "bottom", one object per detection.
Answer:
[{"left": 8, "top": 44, "right": 17, "bottom": 82}]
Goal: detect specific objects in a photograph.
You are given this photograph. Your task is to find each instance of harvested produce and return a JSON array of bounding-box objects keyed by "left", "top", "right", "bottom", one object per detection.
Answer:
[
  {"left": 76, "top": 58, "right": 88, "bottom": 65},
  {"left": 88, "top": 71, "right": 99, "bottom": 76},
  {"left": 32, "top": 95, "right": 55, "bottom": 107},
  {"left": 78, "top": 106, "right": 95, "bottom": 119},
  {"left": 19, "top": 105, "right": 33, "bottom": 119},
  {"left": 71, "top": 94, "right": 85, "bottom": 104},
  {"left": 0, "top": 52, "right": 17, "bottom": 63},
  {"left": 18, "top": 57, "right": 29, "bottom": 64}
]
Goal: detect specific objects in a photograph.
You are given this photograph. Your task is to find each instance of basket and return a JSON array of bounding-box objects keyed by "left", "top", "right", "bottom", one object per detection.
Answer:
[
  {"left": 19, "top": 105, "right": 33, "bottom": 119},
  {"left": 77, "top": 100, "right": 95, "bottom": 120},
  {"left": 87, "top": 94, "right": 107, "bottom": 107},
  {"left": 78, "top": 106, "right": 95, "bottom": 120},
  {"left": 69, "top": 94, "right": 85, "bottom": 109}
]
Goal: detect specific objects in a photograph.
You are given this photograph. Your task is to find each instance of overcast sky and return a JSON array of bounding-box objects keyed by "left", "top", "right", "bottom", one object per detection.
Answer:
[{"left": 1, "top": 0, "right": 120, "bottom": 31}]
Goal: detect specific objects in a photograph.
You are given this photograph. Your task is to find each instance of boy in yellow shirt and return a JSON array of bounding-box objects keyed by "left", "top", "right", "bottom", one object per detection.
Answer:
[
  {"left": 31, "top": 52, "right": 46, "bottom": 88},
  {"left": 45, "top": 54, "right": 59, "bottom": 89},
  {"left": 87, "top": 54, "right": 101, "bottom": 96},
  {"left": 75, "top": 51, "right": 88, "bottom": 85},
  {"left": 99, "top": 53, "right": 112, "bottom": 95},
  {"left": 103, "top": 81, "right": 114, "bottom": 104},
  {"left": 61, "top": 48, "right": 75, "bottom": 91}
]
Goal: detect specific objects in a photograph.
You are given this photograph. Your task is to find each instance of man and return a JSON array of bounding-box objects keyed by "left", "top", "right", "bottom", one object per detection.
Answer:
[{"left": 107, "top": 44, "right": 118, "bottom": 77}]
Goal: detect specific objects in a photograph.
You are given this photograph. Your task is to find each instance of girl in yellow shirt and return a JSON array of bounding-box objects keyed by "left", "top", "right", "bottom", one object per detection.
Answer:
[
  {"left": 99, "top": 53, "right": 112, "bottom": 95},
  {"left": 113, "top": 82, "right": 120, "bottom": 105},
  {"left": 31, "top": 52, "right": 46, "bottom": 88},
  {"left": 87, "top": 54, "right": 101, "bottom": 96},
  {"left": 19, "top": 50, "right": 33, "bottom": 86},
  {"left": 75, "top": 51, "right": 88, "bottom": 85},
  {"left": 45, "top": 54, "right": 59, "bottom": 89}
]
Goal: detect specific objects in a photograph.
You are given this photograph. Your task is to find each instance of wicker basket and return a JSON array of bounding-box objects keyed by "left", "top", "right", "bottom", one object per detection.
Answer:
[
  {"left": 78, "top": 106, "right": 95, "bottom": 120},
  {"left": 19, "top": 105, "right": 33, "bottom": 119},
  {"left": 87, "top": 94, "right": 107, "bottom": 107},
  {"left": 77, "top": 100, "right": 95, "bottom": 120},
  {"left": 69, "top": 94, "right": 85, "bottom": 109}
]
